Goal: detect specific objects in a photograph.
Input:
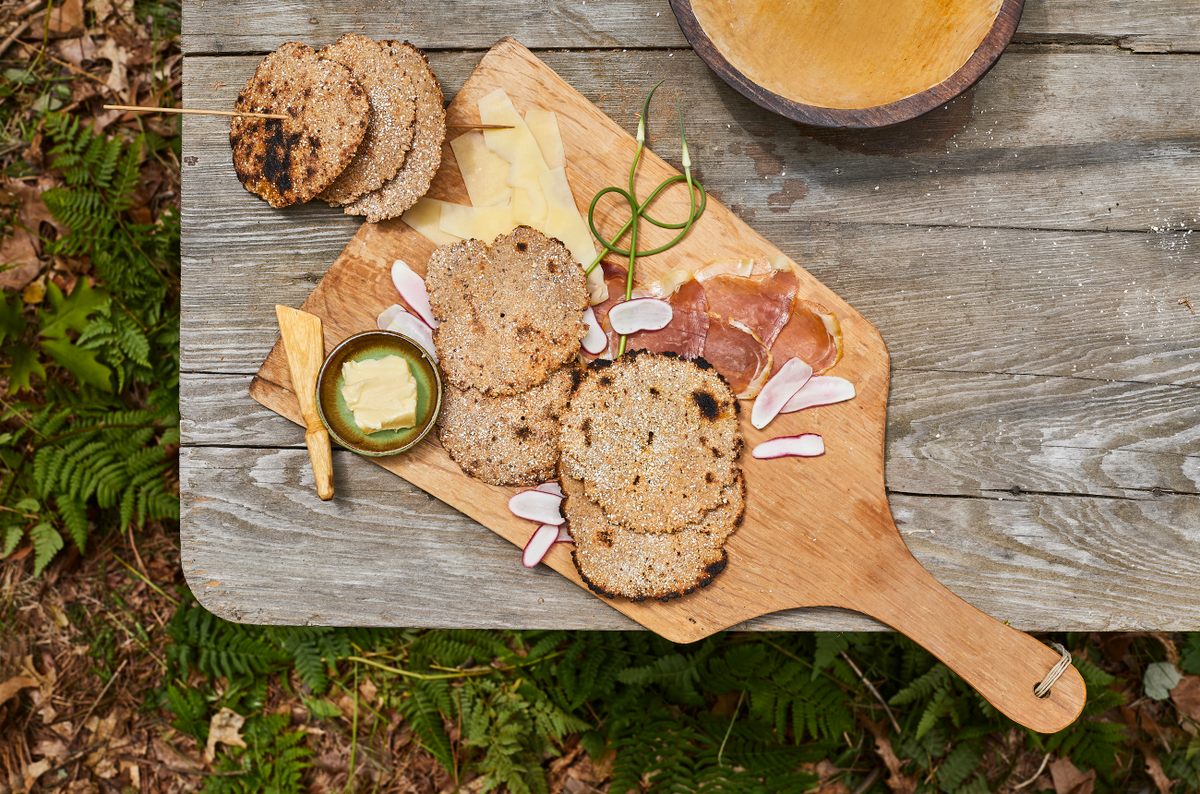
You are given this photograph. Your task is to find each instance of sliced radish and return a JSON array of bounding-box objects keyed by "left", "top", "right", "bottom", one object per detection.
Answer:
[
  {"left": 391, "top": 259, "right": 438, "bottom": 328},
  {"left": 376, "top": 303, "right": 407, "bottom": 331},
  {"left": 535, "top": 481, "right": 564, "bottom": 497},
  {"left": 556, "top": 526, "right": 573, "bottom": 543},
  {"left": 750, "top": 357, "right": 813, "bottom": 429},
  {"left": 522, "top": 523, "right": 561, "bottom": 568},
  {"left": 509, "top": 488, "right": 564, "bottom": 525},
  {"left": 582, "top": 307, "right": 608, "bottom": 355},
  {"left": 752, "top": 434, "right": 825, "bottom": 460},
  {"left": 381, "top": 306, "right": 438, "bottom": 362},
  {"left": 608, "top": 297, "right": 673, "bottom": 334},
  {"left": 782, "top": 376, "right": 856, "bottom": 413}
]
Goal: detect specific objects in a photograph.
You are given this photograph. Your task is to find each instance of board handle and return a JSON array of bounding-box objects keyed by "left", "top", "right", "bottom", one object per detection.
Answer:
[
  {"left": 304, "top": 425, "right": 335, "bottom": 501},
  {"left": 853, "top": 553, "right": 1086, "bottom": 734}
]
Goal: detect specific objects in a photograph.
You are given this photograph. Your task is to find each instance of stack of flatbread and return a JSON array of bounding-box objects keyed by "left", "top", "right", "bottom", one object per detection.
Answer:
[
  {"left": 559, "top": 351, "right": 745, "bottom": 601},
  {"left": 229, "top": 34, "right": 446, "bottom": 221},
  {"left": 428, "top": 226, "right": 589, "bottom": 486}
]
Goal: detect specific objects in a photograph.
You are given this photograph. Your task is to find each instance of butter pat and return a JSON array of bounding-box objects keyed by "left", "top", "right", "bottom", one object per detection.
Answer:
[{"left": 340, "top": 356, "right": 418, "bottom": 434}]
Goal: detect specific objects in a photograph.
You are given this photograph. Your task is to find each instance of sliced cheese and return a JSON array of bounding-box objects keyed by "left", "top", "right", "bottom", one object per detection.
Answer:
[
  {"left": 438, "top": 202, "right": 515, "bottom": 242},
  {"left": 524, "top": 109, "right": 565, "bottom": 169},
  {"left": 511, "top": 186, "right": 547, "bottom": 227},
  {"left": 539, "top": 167, "right": 606, "bottom": 304},
  {"left": 479, "top": 89, "right": 550, "bottom": 224},
  {"left": 449, "top": 131, "right": 512, "bottom": 208},
  {"left": 401, "top": 198, "right": 463, "bottom": 246}
]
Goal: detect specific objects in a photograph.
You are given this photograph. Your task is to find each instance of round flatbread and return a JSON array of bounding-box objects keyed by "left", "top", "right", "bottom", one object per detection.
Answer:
[
  {"left": 560, "top": 351, "right": 742, "bottom": 534},
  {"left": 438, "top": 364, "right": 578, "bottom": 486},
  {"left": 343, "top": 41, "right": 446, "bottom": 222},
  {"left": 427, "top": 226, "right": 588, "bottom": 396},
  {"left": 230, "top": 41, "right": 369, "bottom": 207},
  {"left": 317, "top": 34, "right": 418, "bottom": 205},
  {"left": 563, "top": 472, "right": 744, "bottom": 601}
]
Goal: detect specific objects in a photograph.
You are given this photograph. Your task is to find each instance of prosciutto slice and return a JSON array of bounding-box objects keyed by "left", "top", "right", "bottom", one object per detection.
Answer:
[
  {"left": 700, "top": 268, "right": 798, "bottom": 349},
  {"left": 771, "top": 299, "right": 841, "bottom": 375},
  {"left": 701, "top": 317, "right": 772, "bottom": 398},
  {"left": 625, "top": 278, "right": 709, "bottom": 359}
]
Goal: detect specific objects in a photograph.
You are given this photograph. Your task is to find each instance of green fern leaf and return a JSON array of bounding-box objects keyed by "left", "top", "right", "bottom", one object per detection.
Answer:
[
  {"left": 29, "top": 522, "right": 64, "bottom": 575},
  {"left": 2, "top": 525, "right": 23, "bottom": 557},
  {"left": 57, "top": 496, "right": 88, "bottom": 552}
]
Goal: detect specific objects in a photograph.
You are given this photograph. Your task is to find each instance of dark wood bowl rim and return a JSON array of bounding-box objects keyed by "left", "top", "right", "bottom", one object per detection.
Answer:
[{"left": 668, "top": 0, "right": 1025, "bottom": 129}]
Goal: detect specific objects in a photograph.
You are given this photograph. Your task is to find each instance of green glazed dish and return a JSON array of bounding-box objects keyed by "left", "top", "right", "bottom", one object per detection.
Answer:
[{"left": 316, "top": 330, "right": 442, "bottom": 457}]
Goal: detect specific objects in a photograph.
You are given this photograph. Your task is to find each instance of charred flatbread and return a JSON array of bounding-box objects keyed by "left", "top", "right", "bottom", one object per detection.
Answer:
[
  {"left": 343, "top": 41, "right": 445, "bottom": 222},
  {"left": 427, "top": 226, "right": 588, "bottom": 396},
  {"left": 560, "top": 351, "right": 742, "bottom": 534},
  {"left": 317, "top": 34, "right": 418, "bottom": 205},
  {"left": 438, "top": 364, "right": 577, "bottom": 486},
  {"left": 563, "top": 472, "right": 744, "bottom": 601},
  {"left": 230, "top": 42, "right": 369, "bottom": 207}
]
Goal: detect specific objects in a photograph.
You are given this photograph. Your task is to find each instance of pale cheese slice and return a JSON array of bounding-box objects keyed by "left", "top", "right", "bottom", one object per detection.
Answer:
[
  {"left": 401, "top": 198, "right": 463, "bottom": 246},
  {"left": 479, "top": 89, "right": 549, "bottom": 225},
  {"left": 449, "top": 131, "right": 512, "bottom": 208},
  {"left": 438, "top": 202, "right": 515, "bottom": 242},
  {"left": 539, "top": 167, "right": 606, "bottom": 304},
  {"left": 524, "top": 109, "right": 565, "bottom": 169}
]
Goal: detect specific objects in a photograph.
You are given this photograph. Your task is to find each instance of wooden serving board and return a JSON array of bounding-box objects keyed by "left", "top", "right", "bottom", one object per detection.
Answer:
[{"left": 250, "top": 38, "right": 1085, "bottom": 733}]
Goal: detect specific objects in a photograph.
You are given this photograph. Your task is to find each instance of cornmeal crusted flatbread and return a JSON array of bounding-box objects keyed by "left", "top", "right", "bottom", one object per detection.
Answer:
[
  {"left": 343, "top": 41, "right": 445, "bottom": 222},
  {"left": 563, "top": 472, "right": 744, "bottom": 601},
  {"left": 230, "top": 42, "right": 369, "bottom": 207},
  {"left": 317, "top": 34, "right": 418, "bottom": 205},
  {"left": 427, "top": 227, "right": 588, "bottom": 396},
  {"left": 438, "top": 364, "right": 578, "bottom": 486},
  {"left": 560, "top": 351, "right": 742, "bottom": 534}
]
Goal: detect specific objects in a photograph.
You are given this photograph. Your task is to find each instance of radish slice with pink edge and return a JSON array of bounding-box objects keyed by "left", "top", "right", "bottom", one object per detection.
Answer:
[
  {"left": 750, "top": 357, "right": 813, "bottom": 429},
  {"left": 782, "top": 376, "right": 856, "bottom": 413},
  {"left": 522, "top": 523, "right": 561, "bottom": 568},
  {"left": 508, "top": 488, "right": 564, "bottom": 525},
  {"left": 608, "top": 297, "right": 673, "bottom": 334},
  {"left": 752, "top": 434, "right": 825, "bottom": 460},
  {"left": 376, "top": 303, "right": 408, "bottom": 331},
  {"left": 582, "top": 306, "right": 608, "bottom": 355},
  {"left": 556, "top": 526, "right": 573, "bottom": 543},
  {"left": 380, "top": 306, "right": 438, "bottom": 362},
  {"left": 535, "top": 481, "right": 563, "bottom": 497},
  {"left": 391, "top": 259, "right": 438, "bottom": 328}
]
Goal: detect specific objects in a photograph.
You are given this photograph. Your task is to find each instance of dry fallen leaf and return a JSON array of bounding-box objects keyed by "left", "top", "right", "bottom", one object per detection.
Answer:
[
  {"left": 34, "top": 0, "right": 85, "bottom": 38},
  {"left": 96, "top": 37, "right": 131, "bottom": 98},
  {"left": 22, "top": 758, "right": 53, "bottom": 791},
  {"left": 1049, "top": 757, "right": 1096, "bottom": 794},
  {"left": 204, "top": 707, "right": 247, "bottom": 763},
  {"left": 1171, "top": 675, "right": 1200, "bottom": 722},
  {"left": 0, "top": 674, "right": 39, "bottom": 707},
  {"left": 0, "top": 179, "right": 58, "bottom": 291},
  {"left": 862, "top": 719, "right": 915, "bottom": 794},
  {"left": 1137, "top": 740, "right": 1174, "bottom": 794}
]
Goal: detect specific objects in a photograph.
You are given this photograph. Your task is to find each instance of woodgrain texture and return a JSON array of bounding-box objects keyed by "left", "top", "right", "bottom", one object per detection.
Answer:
[
  {"left": 180, "top": 0, "right": 1200, "bottom": 652},
  {"left": 671, "top": 0, "right": 1023, "bottom": 127},
  {"left": 180, "top": 0, "right": 1200, "bottom": 54},
  {"left": 240, "top": 41, "right": 1090, "bottom": 730}
]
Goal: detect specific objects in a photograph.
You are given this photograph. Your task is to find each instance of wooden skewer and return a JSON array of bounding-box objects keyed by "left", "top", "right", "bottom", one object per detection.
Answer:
[
  {"left": 103, "top": 103, "right": 289, "bottom": 121},
  {"left": 447, "top": 123, "right": 515, "bottom": 131}
]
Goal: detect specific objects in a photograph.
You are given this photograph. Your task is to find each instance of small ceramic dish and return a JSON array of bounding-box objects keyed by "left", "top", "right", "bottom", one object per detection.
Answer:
[
  {"left": 670, "top": 0, "right": 1024, "bottom": 128},
  {"left": 316, "top": 330, "right": 442, "bottom": 457}
]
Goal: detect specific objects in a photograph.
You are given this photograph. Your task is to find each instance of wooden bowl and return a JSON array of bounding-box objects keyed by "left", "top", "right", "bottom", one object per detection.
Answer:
[
  {"left": 670, "top": 0, "right": 1024, "bottom": 128},
  {"left": 316, "top": 331, "right": 442, "bottom": 457}
]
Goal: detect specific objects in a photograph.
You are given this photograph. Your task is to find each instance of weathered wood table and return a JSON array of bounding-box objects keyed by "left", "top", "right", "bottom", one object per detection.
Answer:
[{"left": 180, "top": 2, "right": 1200, "bottom": 632}]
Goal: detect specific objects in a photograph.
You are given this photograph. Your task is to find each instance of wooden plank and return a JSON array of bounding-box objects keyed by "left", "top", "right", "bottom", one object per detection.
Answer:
[
  {"left": 181, "top": 0, "right": 1200, "bottom": 54},
  {"left": 182, "top": 51, "right": 1200, "bottom": 235},
  {"left": 181, "top": 216, "right": 1200, "bottom": 380},
  {"left": 182, "top": 445, "right": 1200, "bottom": 631},
  {"left": 181, "top": 371, "right": 1200, "bottom": 500}
]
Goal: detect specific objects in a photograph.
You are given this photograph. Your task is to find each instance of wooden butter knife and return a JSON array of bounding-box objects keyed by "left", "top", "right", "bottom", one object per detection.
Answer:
[{"left": 275, "top": 305, "right": 334, "bottom": 500}]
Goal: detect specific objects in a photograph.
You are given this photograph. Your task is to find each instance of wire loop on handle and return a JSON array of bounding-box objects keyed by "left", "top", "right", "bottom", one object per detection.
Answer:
[{"left": 1033, "top": 642, "right": 1072, "bottom": 699}]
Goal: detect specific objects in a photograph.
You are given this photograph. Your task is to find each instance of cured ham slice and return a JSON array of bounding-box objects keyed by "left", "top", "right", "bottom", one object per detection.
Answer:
[
  {"left": 700, "top": 267, "right": 798, "bottom": 349},
  {"left": 626, "top": 278, "right": 709, "bottom": 359},
  {"left": 702, "top": 316, "right": 772, "bottom": 398},
  {"left": 771, "top": 299, "right": 841, "bottom": 375}
]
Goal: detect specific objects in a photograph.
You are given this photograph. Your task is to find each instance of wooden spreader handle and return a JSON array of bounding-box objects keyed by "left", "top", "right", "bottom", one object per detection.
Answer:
[
  {"left": 304, "top": 425, "right": 335, "bottom": 501},
  {"left": 852, "top": 551, "right": 1086, "bottom": 734}
]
